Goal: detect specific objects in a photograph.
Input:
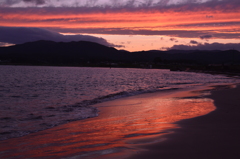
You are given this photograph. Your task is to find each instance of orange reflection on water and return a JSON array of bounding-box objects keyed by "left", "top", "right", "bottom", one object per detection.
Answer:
[{"left": 0, "top": 89, "right": 216, "bottom": 159}]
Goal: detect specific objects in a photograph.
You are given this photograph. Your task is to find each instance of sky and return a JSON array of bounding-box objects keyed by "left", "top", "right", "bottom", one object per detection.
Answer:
[{"left": 0, "top": 0, "right": 240, "bottom": 51}]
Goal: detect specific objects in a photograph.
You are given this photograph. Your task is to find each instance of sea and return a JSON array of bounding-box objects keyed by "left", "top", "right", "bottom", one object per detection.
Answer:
[{"left": 0, "top": 65, "right": 239, "bottom": 141}]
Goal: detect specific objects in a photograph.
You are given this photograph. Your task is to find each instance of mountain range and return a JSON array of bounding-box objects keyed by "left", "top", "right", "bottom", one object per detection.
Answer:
[{"left": 0, "top": 40, "right": 240, "bottom": 66}]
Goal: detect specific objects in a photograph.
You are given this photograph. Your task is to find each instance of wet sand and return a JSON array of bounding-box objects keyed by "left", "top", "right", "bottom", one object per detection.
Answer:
[
  {"left": 0, "top": 85, "right": 238, "bottom": 159},
  {"left": 128, "top": 84, "right": 240, "bottom": 159}
]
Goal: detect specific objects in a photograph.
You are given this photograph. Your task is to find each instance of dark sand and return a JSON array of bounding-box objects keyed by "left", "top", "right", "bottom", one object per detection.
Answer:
[{"left": 128, "top": 85, "right": 240, "bottom": 159}]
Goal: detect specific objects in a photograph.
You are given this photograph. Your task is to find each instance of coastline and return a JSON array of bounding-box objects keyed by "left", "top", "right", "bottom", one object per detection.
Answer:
[
  {"left": 128, "top": 84, "right": 240, "bottom": 159},
  {"left": 0, "top": 84, "right": 229, "bottom": 159}
]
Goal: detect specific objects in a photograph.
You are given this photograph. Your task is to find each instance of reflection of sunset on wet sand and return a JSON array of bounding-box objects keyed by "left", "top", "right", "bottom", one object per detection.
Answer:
[{"left": 0, "top": 88, "right": 216, "bottom": 159}]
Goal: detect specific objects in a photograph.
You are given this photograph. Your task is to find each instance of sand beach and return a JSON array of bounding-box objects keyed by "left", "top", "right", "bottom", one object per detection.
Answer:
[
  {"left": 129, "top": 84, "right": 240, "bottom": 159},
  {"left": 0, "top": 84, "right": 239, "bottom": 159}
]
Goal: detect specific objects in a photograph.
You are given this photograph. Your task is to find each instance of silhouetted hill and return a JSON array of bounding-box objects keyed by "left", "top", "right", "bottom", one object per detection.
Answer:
[
  {"left": 132, "top": 49, "right": 240, "bottom": 64},
  {"left": 0, "top": 40, "right": 240, "bottom": 66},
  {"left": 0, "top": 40, "right": 131, "bottom": 65}
]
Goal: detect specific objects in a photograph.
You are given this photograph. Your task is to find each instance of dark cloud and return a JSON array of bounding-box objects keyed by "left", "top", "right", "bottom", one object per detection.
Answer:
[
  {"left": 1, "top": 0, "right": 240, "bottom": 10},
  {"left": 23, "top": 0, "right": 45, "bottom": 5},
  {"left": 0, "top": 0, "right": 18, "bottom": 6},
  {"left": 169, "top": 42, "right": 240, "bottom": 51},
  {"left": 51, "top": 27, "right": 203, "bottom": 37},
  {"left": 175, "top": 21, "right": 240, "bottom": 28},
  {"left": 170, "top": 37, "right": 178, "bottom": 43},
  {"left": 0, "top": 27, "right": 123, "bottom": 48},
  {"left": 206, "top": 15, "right": 213, "bottom": 18},
  {"left": 48, "top": 27, "right": 240, "bottom": 40},
  {"left": 200, "top": 35, "right": 213, "bottom": 40},
  {"left": 190, "top": 40, "right": 199, "bottom": 44}
]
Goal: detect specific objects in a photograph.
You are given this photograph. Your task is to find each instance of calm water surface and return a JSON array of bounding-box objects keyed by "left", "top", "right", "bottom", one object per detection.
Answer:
[{"left": 0, "top": 65, "right": 238, "bottom": 141}]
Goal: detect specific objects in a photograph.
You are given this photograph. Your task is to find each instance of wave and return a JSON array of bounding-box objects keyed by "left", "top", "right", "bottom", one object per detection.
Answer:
[
  {"left": 1, "top": 66, "right": 239, "bottom": 141},
  {"left": 0, "top": 86, "right": 183, "bottom": 141}
]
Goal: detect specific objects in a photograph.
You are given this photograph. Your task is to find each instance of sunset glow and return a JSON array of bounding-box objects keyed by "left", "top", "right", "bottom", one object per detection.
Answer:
[{"left": 0, "top": 0, "right": 240, "bottom": 51}]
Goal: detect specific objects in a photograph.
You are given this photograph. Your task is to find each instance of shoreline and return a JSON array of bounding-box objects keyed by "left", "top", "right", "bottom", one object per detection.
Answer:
[
  {"left": 0, "top": 84, "right": 227, "bottom": 159},
  {"left": 2, "top": 66, "right": 238, "bottom": 142},
  {"left": 128, "top": 84, "right": 240, "bottom": 159}
]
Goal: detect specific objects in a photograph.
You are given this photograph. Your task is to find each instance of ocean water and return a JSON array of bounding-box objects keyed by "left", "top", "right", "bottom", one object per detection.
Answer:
[{"left": 0, "top": 65, "right": 238, "bottom": 141}]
